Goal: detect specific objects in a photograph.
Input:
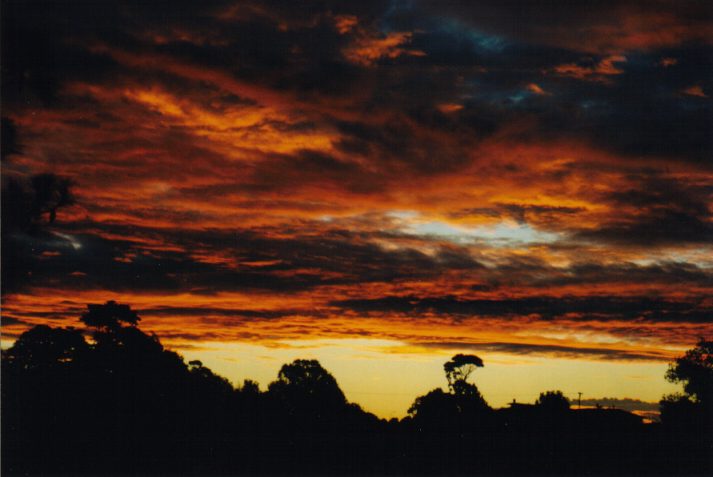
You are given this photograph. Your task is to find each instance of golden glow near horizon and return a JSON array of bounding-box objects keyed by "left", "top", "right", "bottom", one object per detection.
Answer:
[{"left": 181, "top": 338, "right": 682, "bottom": 419}]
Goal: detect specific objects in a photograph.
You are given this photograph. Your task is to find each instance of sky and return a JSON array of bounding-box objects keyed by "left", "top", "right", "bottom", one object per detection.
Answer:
[{"left": 2, "top": 0, "right": 712, "bottom": 418}]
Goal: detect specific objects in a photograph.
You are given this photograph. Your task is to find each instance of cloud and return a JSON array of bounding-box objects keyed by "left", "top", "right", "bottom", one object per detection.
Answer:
[
  {"left": 417, "top": 341, "right": 671, "bottom": 362},
  {"left": 551, "top": 55, "right": 627, "bottom": 81},
  {"left": 343, "top": 31, "right": 425, "bottom": 66},
  {"left": 331, "top": 294, "right": 713, "bottom": 324},
  {"left": 579, "top": 397, "right": 660, "bottom": 412},
  {"left": 0, "top": 316, "right": 28, "bottom": 327},
  {"left": 136, "top": 306, "right": 310, "bottom": 321},
  {"left": 572, "top": 174, "right": 713, "bottom": 246},
  {"left": 682, "top": 84, "right": 708, "bottom": 98},
  {"left": 575, "top": 210, "right": 713, "bottom": 246},
  {"left": 2, "top": 0, "right": 711, "bottom": 365},
  {"left": 525, "top": 83, "right": 549, "bottom": 96},
  {"left": 3, "top": 219, "right": 488, "bottom": 295},
  {"left": 414, "top": 1, "right": 713, "bottom": 54}
]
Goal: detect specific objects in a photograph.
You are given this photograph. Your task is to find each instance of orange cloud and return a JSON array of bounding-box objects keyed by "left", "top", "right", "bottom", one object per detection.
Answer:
[
  {"left": 525, "top": 83, "right": 549, "bottom": 96},
  {"left": 552, "top": 55, "right": 627, "bottom": 81},
  {"left": 343, "top": 32, "right": 426, "bottom": 66},
  {"left": 682, "top": 85, "right": 708, "bottom": 98},
  {"left": 333, "top": 14, "right": 358, "bottom": 34}
]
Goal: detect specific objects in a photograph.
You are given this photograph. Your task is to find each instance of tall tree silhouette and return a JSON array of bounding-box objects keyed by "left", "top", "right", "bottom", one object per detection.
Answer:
[
  {"left": 665, "top": 338, "right": 713, "bottom": 405},
  {"left": 658, "top": 339, "right": 713, "bottom": 472},
  {"left": 660, "top": 339, "right": 713, "bottom": 435},
  {"left": 443, "top": 353, "right": 483, "bottom": 394},
  {"left": 409, "top": 354, "right": 489, "bottom": 431}
]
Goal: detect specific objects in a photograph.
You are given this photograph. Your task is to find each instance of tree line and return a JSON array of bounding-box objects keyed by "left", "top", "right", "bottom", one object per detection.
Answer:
[{"left": 2, "top": 301, "right": 711, "bottom": 475}]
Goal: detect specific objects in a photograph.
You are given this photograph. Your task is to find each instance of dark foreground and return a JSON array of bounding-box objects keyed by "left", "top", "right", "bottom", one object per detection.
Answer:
[{"left": 3, "top": 302, "right": 712, "bottom": 475}]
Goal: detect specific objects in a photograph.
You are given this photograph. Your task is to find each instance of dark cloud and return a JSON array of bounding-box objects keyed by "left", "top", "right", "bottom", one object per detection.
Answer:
[
  {"left": 138, "top": 306, "right": 306, "bottom": 319},
  {"left": 569, "top": 47, "right": 713, "bottom": 163},
  {"left": 4, "top": 221, "right": 484, "bottom": 294},
  {"left": 417, "top": 340, "right": 670, "bottom": 361},
  {"left": 450, "top": 204, "right": 586, "bottom": 225},
  {"left": 0, "top": 316, "right": 28, "bottom": 326},
  {"left": 579, "top": 397, "right": 660, "bottom": 412},
  {"left": 575, "top": 174, "right": 713, "bottom": 246},
  {"left": 250, "top": 149, "right": 383, "bottom": 194},
  {"left": 412, "top": 0, "right": 713, "bottom": 53},
  {"left": 333, "top": 117, "right": 477, "bottom": 176},
  {"left": 531, "top": 262, "right": 713, "bottom": 288},
  {"left": 332, "top": 294, "right": 712, "bottom": 323},
  {"left": 576, "top": 209, "right": 713, "bottom": 246}
]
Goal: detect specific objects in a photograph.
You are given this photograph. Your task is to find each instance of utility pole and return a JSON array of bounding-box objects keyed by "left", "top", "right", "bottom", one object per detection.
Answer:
[{"left": 578, "top": 392, "right": 582, "bottom": 409}]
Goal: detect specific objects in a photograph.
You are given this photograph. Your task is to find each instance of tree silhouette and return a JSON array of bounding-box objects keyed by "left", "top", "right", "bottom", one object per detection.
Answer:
[
  {"left": 409, "top": 354, "right": 490, "bottom": 431},
  {"left": 444, "top": 353, "right": 484, "bottom": 394},
  {"left": 665, "top": 338, "right": 713, "bottom": 405},
  {"left": 407, "top": 388, "right": 460, "bottom": 426},
  {"left": 240, "top": 379, "right": 261, "bottom": 395},
  {"left": 657, "top": 339, "right": 713, "bottom": 473},
  {"left": 81, "top": 300, "right": 141, "bottom": 331},
  {"left": 660, "top": 392, "right": 698, "bottom": 428},
  {"left": 408, "top": 386, "right": 484, "bottom": 420},
  {"left": 660, "top": 338, "right": 713, "bottom": 445},
  {"left": 2, "top": 324, "right": 87, "bottom": 370},
  {"left": 535, "top": 390, "right": 570, "bottom": 413},
  {"left": 268, "top": 359, "right": 347, "bottom": 414}
]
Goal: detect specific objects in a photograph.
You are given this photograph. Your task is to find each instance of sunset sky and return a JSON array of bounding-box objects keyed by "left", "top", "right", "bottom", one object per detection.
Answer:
[{"left": 2, "top": 0, "right": 712, "bottom": 418}]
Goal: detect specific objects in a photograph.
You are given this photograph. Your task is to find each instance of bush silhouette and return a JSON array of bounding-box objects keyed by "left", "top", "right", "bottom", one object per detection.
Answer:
[{"left": 535, "top": 390, "right": 570, "bottom": 413}]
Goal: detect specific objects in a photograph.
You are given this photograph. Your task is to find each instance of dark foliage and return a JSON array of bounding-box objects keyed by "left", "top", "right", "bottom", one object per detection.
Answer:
[
  {"left": 81, "top": 300, "right": 141, "bottom": 331},
  {"left": 443, "top": 353, "right": 483, "bottom": 393},
  {"left": 657, "top": 339, "right": 713, "bottom": 471},
  {"left": 535, "top": 390, "right": 570, "bottom": 413},
  {"left": 2, "top": 302, "right": 711, "bottom": 475},
  {"left": 665, "top": 338, "right": 713, "bottom": 405}
]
